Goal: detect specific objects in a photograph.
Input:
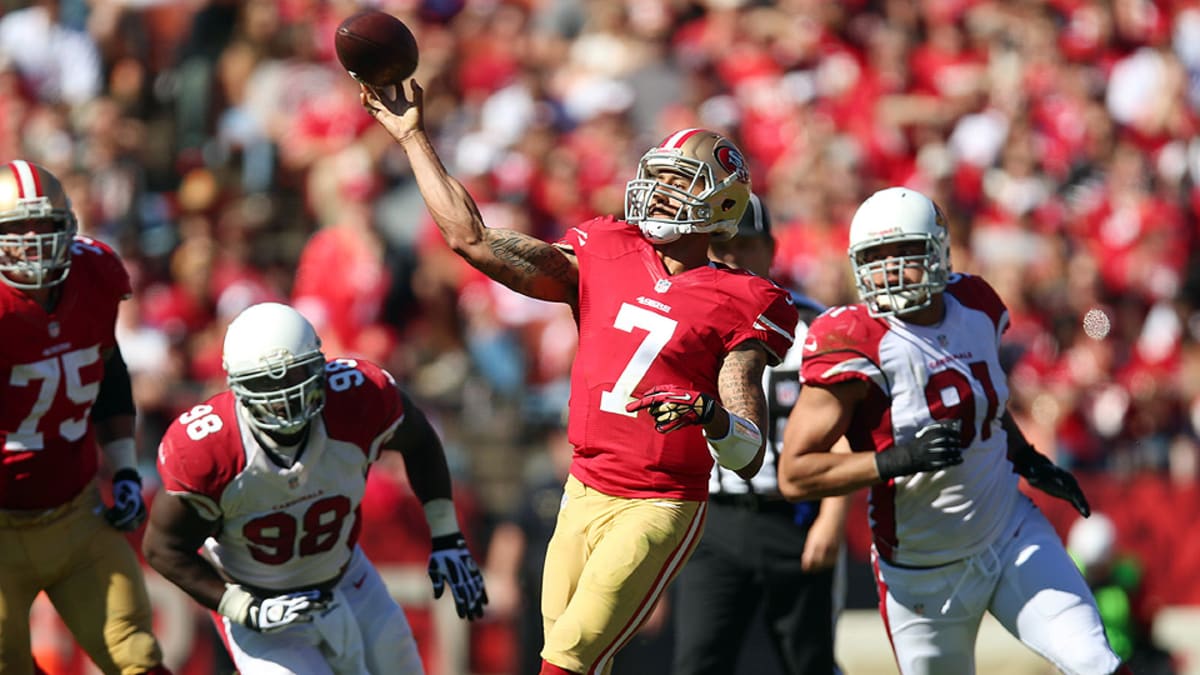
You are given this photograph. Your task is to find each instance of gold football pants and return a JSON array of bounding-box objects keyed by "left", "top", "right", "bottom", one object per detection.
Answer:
[
  {"left": 541, "top": 475, "right": 706, "bottom": 675},
  {"left": 0, "top": 482, "right": 163, "bottom": 675}
]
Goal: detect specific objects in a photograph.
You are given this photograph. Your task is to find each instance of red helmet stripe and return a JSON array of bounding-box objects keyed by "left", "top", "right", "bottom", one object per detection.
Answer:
[
  {"left": 9, "top": 160, "right": 41, "bottom": 198},
  {"left": 660, "top": 128, "right": 704, "bottom": 149}
]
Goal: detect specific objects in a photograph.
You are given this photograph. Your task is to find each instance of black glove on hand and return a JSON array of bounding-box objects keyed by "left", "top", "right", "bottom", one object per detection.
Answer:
[
  {"left": 876, "top": 421, "right": 964, "bottom": 480},
  {"left": 625, "top": 385, "right": 717, "bottom": 433},
  {"left": 1017, "top": 451, "right": 1091, "bottom": 517},
  {"left": 104, "top": 468, "right": 147, "bottom": 531},
  {"left": 428, "top": 533, "right": 488, "bottom": 620}
]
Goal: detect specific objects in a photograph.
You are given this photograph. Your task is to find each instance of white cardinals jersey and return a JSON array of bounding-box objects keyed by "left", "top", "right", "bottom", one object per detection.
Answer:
[
  {"left": 802, "top": 274, "right": 1019, "bottom": 567},
  {"left": 157, "top": 358, "right": 404, "bottom": 590}
]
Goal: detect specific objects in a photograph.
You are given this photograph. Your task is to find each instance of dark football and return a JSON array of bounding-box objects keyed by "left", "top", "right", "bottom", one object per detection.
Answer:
[{"left": 334, "top": 10, "right": 418, "bottom": 86}]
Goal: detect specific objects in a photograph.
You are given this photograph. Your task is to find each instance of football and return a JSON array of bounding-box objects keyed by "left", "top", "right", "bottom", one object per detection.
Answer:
[{"left": 334, "top": 10, "right": 419, "bottom": 87}]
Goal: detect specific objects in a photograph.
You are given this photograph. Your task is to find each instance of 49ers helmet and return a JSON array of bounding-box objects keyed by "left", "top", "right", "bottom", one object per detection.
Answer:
[
  {"left": 223, "top": 303, "right": 327, "bottom": 436},
  {"left": 625, "top": 128, "right": 752, "bottom": 243},
  {"left": 0, "top": 160, "right": 78, "bottom": 289},
  {"left": 847, "top": 187, "right": 951, "bottom": 318}
]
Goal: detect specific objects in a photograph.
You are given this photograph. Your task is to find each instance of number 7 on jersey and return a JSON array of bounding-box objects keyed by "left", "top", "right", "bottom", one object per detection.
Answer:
[{"left": 599, "top": 303, "right": 677, "bottom": 417}]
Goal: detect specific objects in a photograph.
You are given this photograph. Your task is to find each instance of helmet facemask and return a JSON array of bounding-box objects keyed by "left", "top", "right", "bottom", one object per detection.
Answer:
[
  {"left": 846, "top": 187, "right": 952, "bottom": 319},
  {"left": 625, "top": 129, "right": 750, "bottom": 243},
  {"left": 0, "top": 161, "right": 78, "bottom": 290},
  {"left": 228, "top": 350, "right": 327, "bottom": 435},
  {"left": 850, "top": 234, "right": 948, "bottom": 318}
]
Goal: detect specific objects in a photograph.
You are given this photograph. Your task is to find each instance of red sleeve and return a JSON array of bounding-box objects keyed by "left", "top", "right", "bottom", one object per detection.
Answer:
[
  {"left": 799, "top": 305, "right": 889, "bottom": 388},
  {"left": 79, "top": 236, "right": 132, "bottom": 301},
  {"left": 321, "top": 358, "right": 404, "bottom": 458},
  {"left": 555, "top": 215, "right": 618, "bottom": 253},
  {"left": 156, "top": 393, "right": 244, "bottom": 517},
  {"left": 945, "top": 274, "right": 1008, "bottom": 336},
  {"left": 727, "top": 281, "right": 798, "bottom": 366}
]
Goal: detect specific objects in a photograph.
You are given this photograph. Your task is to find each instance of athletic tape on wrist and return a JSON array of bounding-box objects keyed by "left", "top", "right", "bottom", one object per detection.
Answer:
[
  {"left": 218, "top": 584, "right": 255, "bottom": 626},
  {"left": 102, "top": 438, "right": 137, "bottom": 474},
  {"left": 423, "top": 498, "right": 461, "bottom": 538},
  {"left": 705, "top": 413, "right": 762, "bottom": 471}
]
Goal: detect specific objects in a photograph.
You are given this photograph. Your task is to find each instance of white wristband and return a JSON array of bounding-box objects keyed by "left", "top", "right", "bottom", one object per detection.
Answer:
[
  {"left": 218, "top": 584, "right": 256, "bottom": 626},
  {"left": 705, "top": 413, "right": 762, "bottom": 471},
  {"left": 102, "top": 438, "right": 137, "bottom": 473},
  {"left": 423, "top": 498, "right": 460, "bottom": 538}
]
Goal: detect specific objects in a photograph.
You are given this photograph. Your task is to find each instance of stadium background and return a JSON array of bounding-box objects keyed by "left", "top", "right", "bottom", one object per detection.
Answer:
[{"left": 3, "top": 0, "right": 1199, "bottom": 672}]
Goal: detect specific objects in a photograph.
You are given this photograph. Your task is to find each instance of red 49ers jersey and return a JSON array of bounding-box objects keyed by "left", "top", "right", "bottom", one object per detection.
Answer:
[
  {"left": 0, "top": 237, "right": 131, "bottom": 509},
  {"left": 559, "top": 216, "right": 797, "bottom": 501},
  {"left": 156, "top": 358, "right": 403, "bottom": 590},
  {"left": 801, "top": 274, "right": 1019, "bottom": 566}
]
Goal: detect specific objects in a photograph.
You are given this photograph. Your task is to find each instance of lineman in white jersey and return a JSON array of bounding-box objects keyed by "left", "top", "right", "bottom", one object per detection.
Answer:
[
  {"left": 777, "top": 188, "right": 1129, "bottom": 675},
  {"left": 143, "top": 303, "right": 487, "bottom": 675},
  {"left": 674, "top": 194, "right": 850, "bottom": 674}
]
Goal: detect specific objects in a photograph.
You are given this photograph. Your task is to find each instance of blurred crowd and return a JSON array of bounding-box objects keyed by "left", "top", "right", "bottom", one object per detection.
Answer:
[{"left": 3, "top": 0, "right": 1199, "bottom": 502}]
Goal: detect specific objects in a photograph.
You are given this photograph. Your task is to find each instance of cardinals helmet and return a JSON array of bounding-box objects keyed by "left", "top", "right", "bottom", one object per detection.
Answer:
[
  {"left": 848, "top": 187, "right": 951, "bottom": 317},
  {"left": 0, "top": 160, "right": 78, "bottom": 289},
  {"left": 223, "top": 303, "right": 327, "bottom": 436},
  {"left": 625, "top": 128, "right": 752, "bottom": 243}
]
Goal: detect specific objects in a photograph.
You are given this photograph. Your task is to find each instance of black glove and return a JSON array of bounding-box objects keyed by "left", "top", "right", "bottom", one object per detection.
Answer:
[
  {"left": 625, "top": 385, "right": 717, "bottom": 433},
  {"left": 428, "top": 533, "right": 488, "bottom": 620},
  {"left": 104, "top": 468, "right": 147, "bottom": 531},
  {"left": 876, "top": 421, "right": 964, "bottom": 480},
  {"left": 1016, "top": 450, "right": 1091, "bottom": 517}
]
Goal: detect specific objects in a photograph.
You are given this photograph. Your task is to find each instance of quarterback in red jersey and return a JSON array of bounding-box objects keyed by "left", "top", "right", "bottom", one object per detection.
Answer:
[
  {"left": 362, "top": 80, "right": 798, "bottom": 675},
  {"left": 142, "top": 302, "right": 485, "bottom": 674},
  {"left": 778, "top": 187, "right": 1129, "bottom": 675},
  {"left": 0, "top": 160, "right": 170, "bottom": 674}
]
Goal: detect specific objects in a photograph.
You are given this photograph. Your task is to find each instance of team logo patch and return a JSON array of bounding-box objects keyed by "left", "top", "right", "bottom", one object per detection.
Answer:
[
  {"left": 47, "top": 321, "right": 60, "bottom": 338},
  {"left": 714, "top": 145, "right": 749, "bottom": 183},
  {"left": 654, "top": 278, "right": 672, "bottom": 293},
  {"left": 775, "top": 380, "right": 800, "bottom": 407}
]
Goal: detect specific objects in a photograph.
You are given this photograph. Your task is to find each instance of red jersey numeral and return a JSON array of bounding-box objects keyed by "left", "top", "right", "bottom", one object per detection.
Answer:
[
  {"left": 923, "top": 359, "right": 999, "bottom": 446},
  {"left": 243, "top": 496, "right": 354, "bottom": 565}
]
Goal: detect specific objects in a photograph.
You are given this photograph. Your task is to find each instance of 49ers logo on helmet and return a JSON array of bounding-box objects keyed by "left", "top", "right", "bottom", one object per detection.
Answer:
[{"left": 714, "top": 145, "right": 749, "bottom": 183}]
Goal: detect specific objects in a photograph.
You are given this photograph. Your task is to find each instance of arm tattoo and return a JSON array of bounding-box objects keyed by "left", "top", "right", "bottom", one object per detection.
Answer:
[
  {"left": 718, "top": 344, "right": 769, "bottom": 427},
  {"left": 473, "top": 229, "right": 578, "bottom": 303}
]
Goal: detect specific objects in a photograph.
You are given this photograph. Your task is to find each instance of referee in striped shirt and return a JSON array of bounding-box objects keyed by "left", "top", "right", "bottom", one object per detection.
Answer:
[{"left": 672, "top": 194, "right": 850, "bottom": 675}]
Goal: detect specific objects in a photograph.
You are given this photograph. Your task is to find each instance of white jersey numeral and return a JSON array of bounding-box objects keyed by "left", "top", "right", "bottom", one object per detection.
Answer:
[
  {"left": 5, "top": 345, "right": 101, "bottom": 451},
  {"left": 599, "top": 303, "right": 677, "bottom": 417},
  {"left": 180, "top": 404, "right": 224, "bottom": 441},
  {"left": 326, "top": 359, "right": 365, "bottom": 392}
]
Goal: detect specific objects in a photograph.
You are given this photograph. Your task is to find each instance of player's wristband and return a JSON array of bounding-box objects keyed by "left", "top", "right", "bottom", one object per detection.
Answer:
[
  {"left": 102, "top": 438, "right": 137, "bottom": 474},
  {"left": 705, "top": 412, "right": 762, "bottom": 471},
  {"left": 423, "top": 498, "right": 461, "bottom": 538},
  {"left": 218, "top": 584, "right": 256, "bottom": 626}
]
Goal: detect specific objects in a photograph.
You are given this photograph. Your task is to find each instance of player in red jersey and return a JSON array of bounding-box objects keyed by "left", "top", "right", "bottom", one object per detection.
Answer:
[
  {"left": 778, "top": 187, "right": 1129, "bottom": 675},
  {"left": 142, "top": 302, "right": 486, "bottom": 674},
  {"left": 362, "top": 81, "right": 798, "bottom": 675},
  {"left": 0, "top": 160, "right": 170, "bottom": 674}
]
